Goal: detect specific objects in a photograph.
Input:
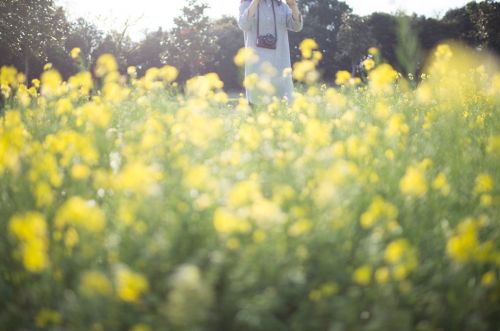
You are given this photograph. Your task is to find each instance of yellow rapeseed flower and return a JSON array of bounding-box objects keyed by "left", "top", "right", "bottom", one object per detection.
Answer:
[
  {"left": 368, "top": 47, "right": 379, "bottom": 56},
  {"left": 445, "top": 218, "right": 493, "bottom": 264},
  {"left": 184, "top": 164, "right": 211, "bottom": 190},
  {"left": 71, "top": 164, "right": 91, "bottom": 180},
  {"left": 432, "top": 173, "right": 451, "bottom": 196},
  {"left": 41, "top": 69, "right": 63, "bottom": 96},
  {"left": 474, "top": 173, "right": 493, "bottom": 195},
  {"left": 213, "top": 208, "right": 251, "bottom": 234},
  {"left": 80, "top": 270, "right": 113, "bottom": 296},
  {"left": 375, "top": 267, "right": 390, "bottom": 284},
  {"left": 369, "top": 63, "right": 398, "bottom": 93},
  {"left": 234, "top": 47, "right": 258, "bottom": 67},
  {"left": 360, "top": 196, "right": 398, "bottom": 230},
  {"left": 9, "top": 212, "right": 48, "bottom": 272},
  {"left": 70, "top": 47, "right": 81, "bottom": 59},
  {"left": 160, "top": 65, "right": 179, "bottom": 83},
  {"left": 95, "top": 54, "right": 118, "bottom": 77},
  {"left": 299, "top": 38, "right": 318, "bottom": 59},
  {"left": 116, "top": 267, "right": 149, "bottom": 303},
  {"left": 55, "top": 196, "right": 106, "bottom": 233},
  {"left": 293, "top": 60, "right": 319, "bottom": 84},
  {"left": 228, "top": 179, "right": 261, "bottom": 208},
  {"left": 335, "top": 70, "right": 351, "bottom": 86},
  {"left": 481, "top": 271, "right": 496, "bottom": 286},
  {"left": 131, "top": 324, "right": 152, "bottom": 331},
  {"left": 353, "top": 265, "right": 372, "bottom": 285},
  {"left": 363, "top": 58, "right": 376, "bottom": 71},
  {"left": 35, "top": 309, "right": 62, "bottom": 328},
  {"left": 400, "top": 166, "right": 428, "bottom": 197}
]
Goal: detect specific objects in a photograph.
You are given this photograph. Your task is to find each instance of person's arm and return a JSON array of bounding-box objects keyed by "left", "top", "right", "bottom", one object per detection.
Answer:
[
  {"left": 285, "top": 0, "right": 303, "bottom": 32},
  {"left": 247, "top": 0, "right": 261, "bottom": 18},
  {"left": 287, "top": 0, "right": 300, "bottom": 22},
  {"left": 238, "top": 0, "right": 261, "bottom": 31}
]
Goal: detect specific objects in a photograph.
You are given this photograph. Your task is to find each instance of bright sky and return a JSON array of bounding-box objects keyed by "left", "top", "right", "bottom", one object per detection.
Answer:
[{"left": 57, "top": 0, "right": 477, "bottom": 40}]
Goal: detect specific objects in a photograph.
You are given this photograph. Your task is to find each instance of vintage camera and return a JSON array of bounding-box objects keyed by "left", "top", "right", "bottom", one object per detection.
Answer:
[{"left": 257, "top": 33, "right": 277, "bottom": 49}]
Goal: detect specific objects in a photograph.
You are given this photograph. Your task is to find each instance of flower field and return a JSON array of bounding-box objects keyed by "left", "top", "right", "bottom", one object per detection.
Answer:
[{"left": 1, "top": 40, "right": 499, "bottom": 330}]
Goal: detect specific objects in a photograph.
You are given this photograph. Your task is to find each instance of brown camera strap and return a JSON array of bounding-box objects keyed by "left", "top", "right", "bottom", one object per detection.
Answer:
[{"left": 257, "top": 0, "right": 277, "bottom": 39}]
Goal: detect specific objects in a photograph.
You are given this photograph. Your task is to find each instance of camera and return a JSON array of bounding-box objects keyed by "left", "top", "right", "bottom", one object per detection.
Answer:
[{"left": 257, "top": 33, "right": 277, "bottom": 49}]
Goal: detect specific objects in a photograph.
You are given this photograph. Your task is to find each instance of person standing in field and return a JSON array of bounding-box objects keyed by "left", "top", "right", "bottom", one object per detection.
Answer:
[{"left": 238, "top": 0, "right": 303, "bottom": 106}]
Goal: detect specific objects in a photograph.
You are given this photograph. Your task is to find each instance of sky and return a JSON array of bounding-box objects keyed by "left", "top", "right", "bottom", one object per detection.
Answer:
[{"left": 57, "top": 0, "right": 477, "bottom": 40}]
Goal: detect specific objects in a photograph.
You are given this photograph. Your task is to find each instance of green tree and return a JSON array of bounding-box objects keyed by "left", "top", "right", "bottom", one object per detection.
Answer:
[
  {"left": 0, "top": 0, "right": 70, "bottom": 79},
  {"left": 292, "top": 0, "right": 352, "bottom": 80},
  {"left": 207, "top": 16, "right": 244, "bottom": 91},
  {"left": 366, "top": 13, "right": 398, "bottom": 66},
  {"left": 334, "top": 14, "right": 376, "bottom": 73},
  {"left": 128, "top": 28, "right": 169, "bottom": 76},
  {"left": 163, "top": 0, "right": 219, "bottom": 81},
  {"left": 65, "top": 18, "right": 104, "bottom": 70}
]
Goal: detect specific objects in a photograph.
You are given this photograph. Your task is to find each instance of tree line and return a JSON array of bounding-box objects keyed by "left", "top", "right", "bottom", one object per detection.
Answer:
[{"left": 1, "top": 0, "right": 499, "bottom": 90}]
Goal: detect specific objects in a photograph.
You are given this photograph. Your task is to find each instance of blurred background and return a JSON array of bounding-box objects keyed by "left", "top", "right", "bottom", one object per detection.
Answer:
[{"left": 1, "top": 0, "right": 499, "bottom": 90}]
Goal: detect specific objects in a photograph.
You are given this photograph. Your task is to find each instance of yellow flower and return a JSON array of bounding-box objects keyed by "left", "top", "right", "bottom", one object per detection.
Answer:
[
  {"left": 293, "top": 60, "right": 319, "bottom": 84},
  {"left": 486, "top": 135, "right": 500, "bottom": 155},
  {"left": 400, "top": 166, "right": 428, "bottom": 197},
  {"left": 95, "top": 54, "right": 118, "bottom": 77},
  {"left": 35, "top": 309, "right": 62, "bottom": 328},
  {"left": 385, "top": 240, "right": 406, "bottom": 264},
  {"left": 363, "top": 58, "right": 376, "bottom": 71},
  {"left": 226, "top": 238, "right": 241, "bottom": 250},
  {"left": 299, "top": 38, "right": 318, "bottom": 59},
  {"left": 375, "top": 267, "right": 390, "bottom": 284},
  {"left": 481, "top": 271, "right": 496, "bottom": 286},
  {"left": 480, "top": 194, "right": 492, "bottom": 207},
  {"left": 160, "top": 65, "right": 179, "bottom": 83},
  {"left": 368, "top": 47, "right": 379, "bottom": 56},
  {"left": 250, "top": 198, "right": 286, "bottom": 228},
  {"left": 446, "top": 218, "right": 489, "bottom": 264},
  {"left": 127, "top": 66, "right": 137, "bottom": 76},
  {"left": 31, "top": 78, "right": 40, "bottom": 88},
  {"left": 55, "top": 196, "right": 106, "bottom": 232},
  {"left": 432, "top": 173, "right": 451, "bottom": 196},
  {"left": 369, "top": 63, "right": 398, "bottom": 92},
  {"left": 312, "top": 51, "right": 323, "bottom": 62},
  {"left": 70, "top": 47, "right": 81, "bottom": 59},
  {"left": 184, "top": 164, "right": 210, "bottom": 190},
  {"left": 335, "top": 70, "right": 351, "bottom": 86},
  {"left": 213, "top": 208, "right": 251, "bottom": 234},
  {"left": 353, "top": 265, "right": 372, "bottom": 285},
  {"left": 0, "top": 66, "right": 18, "bottom": 87},
  {"left": 116, "top": 267, "right": 149, "bottom": 303},
  {"left": 228, "top": 179, "right": 261, "bottom": 208},
  {"left": 435, "top": 44, "right": 453, "bottom": 60},
  {"left": 288, "top": 219, "right": 312, "bottom": 237},
  {"left": 360, "top": 196, "right": 398, "bottom": 230},
  {"left": 234, "top": 47, "right": 258, "bottom": 66},
  {"left": 113, "top": 161, "right": 164, "bottom": 195},
  {"left": 374, "top": 102, "right": 391, "bottom": 120},
  {"left": 308, "top": 282, "right": 338, "bottom": 302},
  {"left": 253, "top": 230, "right": 267, "bottom": 243},
  {"left": 81, "top": 270, "right": 113, "bottom": 296},
  {"left": 474, "top": 173, "right": 493, "bottom": 195},
  {"left": 9, "top": 212, "right": 48, "bottom": 272},
  {"left": 41, "top": 69, "right": 63, "bottom": 96},
  {"left": 239, "top": 124, "right": 262, "bottom": 151},
  {"left": 131, "top": 324, "right": 152, "bottom": 331},
  {"left": 68, "top": 71, "right": 93, "bottom": 96},
  {"left": 71, "top": 164, "right": 91, "bottom": 180},
  {"left": 304, "top": 119, "right": 331, "bottom": 147}
]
